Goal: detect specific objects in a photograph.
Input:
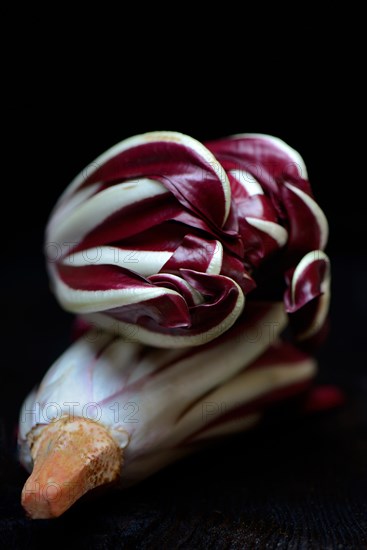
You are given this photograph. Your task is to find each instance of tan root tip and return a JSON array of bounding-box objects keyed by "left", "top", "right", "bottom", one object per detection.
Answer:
[{"left": 21, "top": 416, "right": 123, "bottom": 519}]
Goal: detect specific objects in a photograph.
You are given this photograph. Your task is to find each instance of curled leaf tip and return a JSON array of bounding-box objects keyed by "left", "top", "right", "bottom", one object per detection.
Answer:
[{"left": 21, "top": 416, "right": 123, "bottom": 519}]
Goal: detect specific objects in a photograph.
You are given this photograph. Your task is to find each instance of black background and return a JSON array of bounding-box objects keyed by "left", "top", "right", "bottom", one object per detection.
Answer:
[{"left": 1, "top": 18, "right": 366, "bottom": 548}]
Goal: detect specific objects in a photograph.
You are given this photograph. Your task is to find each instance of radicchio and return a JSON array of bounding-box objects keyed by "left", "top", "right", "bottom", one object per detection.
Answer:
[{"left": 46, "top": 132, "right": 330, "bottom": 346}]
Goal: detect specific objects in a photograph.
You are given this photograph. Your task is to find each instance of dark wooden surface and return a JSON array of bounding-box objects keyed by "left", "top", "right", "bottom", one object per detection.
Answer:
[
  {"left": 1, "top": 397, "right": 367, "bottom": 549},
  {"left": 1, "top": 258, "right": 366, "bottom": 549}
]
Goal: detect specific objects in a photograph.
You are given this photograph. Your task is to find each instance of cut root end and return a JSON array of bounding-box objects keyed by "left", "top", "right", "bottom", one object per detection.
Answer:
[{"left": 21, "top": 416, "right": 123, "bottom": 519}]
